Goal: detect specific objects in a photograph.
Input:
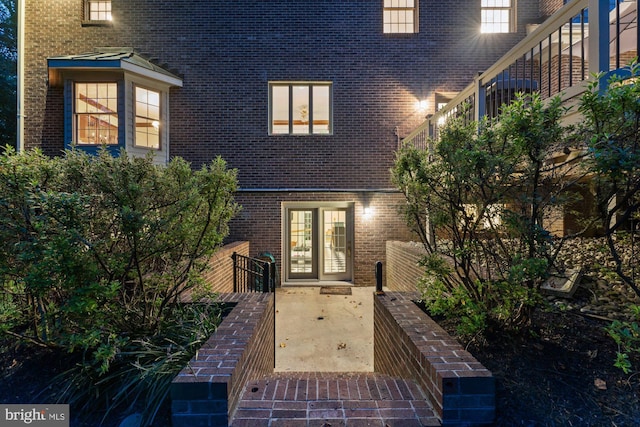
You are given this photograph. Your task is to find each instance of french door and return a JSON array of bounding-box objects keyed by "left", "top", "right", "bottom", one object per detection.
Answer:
[{"left": 285, "top": 204, "right": 353, "bottom": 282}]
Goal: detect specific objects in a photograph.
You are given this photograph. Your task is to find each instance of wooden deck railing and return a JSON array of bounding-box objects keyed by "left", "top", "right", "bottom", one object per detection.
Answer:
[{"left": 402, "top": 0, "right": 638, "bottom": 149}]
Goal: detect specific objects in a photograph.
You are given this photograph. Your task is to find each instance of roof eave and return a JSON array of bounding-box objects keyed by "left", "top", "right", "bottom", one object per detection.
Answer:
[
  {"left": 120, "top": 61, "right": 183, "bottom": 87},
  {"left": 47, "top": 57, "right": 183, "bottom": 88}
]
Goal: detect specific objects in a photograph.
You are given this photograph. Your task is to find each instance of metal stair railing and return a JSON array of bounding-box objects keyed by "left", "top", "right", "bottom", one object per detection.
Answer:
[{"left": 231, "top": 252, "right": 275, "bottom": 293}]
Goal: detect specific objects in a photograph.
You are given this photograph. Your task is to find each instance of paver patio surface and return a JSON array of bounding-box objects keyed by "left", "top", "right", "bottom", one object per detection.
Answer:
[{"left": 232, "top": 372, "right": 440, "bottom": 426}]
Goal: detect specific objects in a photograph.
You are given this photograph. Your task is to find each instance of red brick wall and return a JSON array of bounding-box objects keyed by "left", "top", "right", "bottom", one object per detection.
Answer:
[
  {"left": 539, "top": 0, "right": 566, "bottom": 19},
  {"left": 23, "top": 0, "right": 119, "bottom": 156},
  {"left": 24, "top": 0, "right": 542, "bottom": 267},
  {"left": 202, "top": 241, "right": 249, "bottom": 294},
  {"left": 25, "top": 0, "right": 541, "bottom": 171},
  {"left": 386, "top": 241, "right": 426, "bottom": 293},
  {"left": 230, "top": 191, "right": 416, "bottom": 286},
  {"left": 539, "top": 55, "right": 589, "bottom": 100},
  {"left": 374, "top": 292, "right": 495, "bottom": 425},
  {"left": 171, "top": 293, "right": 275, "bottom": 426}
]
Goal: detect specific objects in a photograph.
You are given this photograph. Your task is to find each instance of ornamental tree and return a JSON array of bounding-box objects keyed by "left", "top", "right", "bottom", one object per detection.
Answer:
[{"left": 392, "top": 94, "right": 583, "bottom": 335}]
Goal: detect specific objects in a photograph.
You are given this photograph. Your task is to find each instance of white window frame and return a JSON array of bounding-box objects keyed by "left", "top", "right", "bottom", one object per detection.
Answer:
[
  {"left": 73, "top": 81, "right": 119, "bottom": 146},
  {"left": 134, "top": 85, "right": 162, "bottom": 150},
  {"left": 85, "top": 0, "right": 112, "bottom": 22},
  {"left": 269, "top": 82, "right": 333, "bottom": 136},
  {"left": 64, "top": 76, "right": 171, "bottom": 160},
  {"left": 383, "top": 0, "right": 419, "bottom": 34},
  {"left": 481, "top": 0, "right": 516, "bottom": 34}
]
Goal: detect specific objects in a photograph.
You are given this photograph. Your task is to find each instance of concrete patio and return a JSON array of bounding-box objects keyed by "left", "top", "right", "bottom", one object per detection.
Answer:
[{"left": 274, "top": 286, "right": 375, "bottom": 373}]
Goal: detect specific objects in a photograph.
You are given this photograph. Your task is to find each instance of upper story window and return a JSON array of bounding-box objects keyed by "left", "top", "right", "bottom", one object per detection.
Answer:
[
  {"left": 269, "top": 83, "right": 332, "bottom": 135},
  {"left": 86, "top": 0, "right": 112, "bottom": 21},
  {"left": 74, "top": 82, "right": 119, "bottom": 145},
  {"left": 135, "top": 86, "right": 161, "bottom": 150},
  {"left": 383, "top": 0, "right": 418, "bottom": 34},
  {"left": 481, "top": 0, "right": 515, "bottom": 33}
]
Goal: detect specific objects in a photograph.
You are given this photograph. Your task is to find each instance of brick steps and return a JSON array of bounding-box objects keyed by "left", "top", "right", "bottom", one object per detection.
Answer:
[{"left": 231, "top": 372, "right": 441, "bottom": 426}]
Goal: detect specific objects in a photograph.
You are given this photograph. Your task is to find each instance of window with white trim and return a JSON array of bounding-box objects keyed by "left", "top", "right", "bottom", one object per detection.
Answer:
[
  {"left": 134, "top": 86, "right": 161, "bottom": 149},
  {"left": 269, "top": 83, "right": 332, "bottom": 135},
  {"left": 383, "top": 0, "right": 418, "bottom": 34},
  {"left": 481, "top": 0, "right": 515, "bottom": 33},
  {"left": 74, "top": 82, "right": 118, "bottom": 145},
  {"left": 85, "top": 0, "right": 112, "bottom": 21}
]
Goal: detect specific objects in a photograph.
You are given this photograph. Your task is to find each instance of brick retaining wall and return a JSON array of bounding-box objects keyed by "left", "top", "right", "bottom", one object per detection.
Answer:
[
  {"left": 374, "top": 292, "right": 495, "bottom": 426},
  {"left": 203, "top": 241, "right": 250, "bottom": 294},
  {"left": 386, "top": 241, "right": 426, "bottom": 293},
  {"left": 180, "top": 241, "right": 250, "bottom": 302},
  {"left": 171, "top": 293, "right": 274, "bottom": 426}
]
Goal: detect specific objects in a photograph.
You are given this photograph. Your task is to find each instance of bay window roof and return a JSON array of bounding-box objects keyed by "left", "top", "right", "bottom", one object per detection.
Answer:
[{"left": 47, "top": 48, "right": 183, "bottom": 88}]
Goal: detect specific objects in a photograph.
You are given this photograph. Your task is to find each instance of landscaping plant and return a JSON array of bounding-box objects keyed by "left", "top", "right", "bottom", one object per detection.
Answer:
[
  {"left": 579, "top": 62, "right": 640, "bottom": 373},
  {"left": 0, "top": 147, "right": 239, "bottom": 424},
  {"left": 579, "top": 62, "right": 640, "bottom": 299},
  {"left": 606, "top": 305, "right": 640, "bottom": 374},
  {"left": 392, "top": 94, "right": 583, "bottom": 337}
]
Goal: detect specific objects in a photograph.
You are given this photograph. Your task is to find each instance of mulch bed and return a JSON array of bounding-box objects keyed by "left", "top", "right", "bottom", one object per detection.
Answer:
[
  {"left": 470, "top": 308, "right": 640, "bottom": 426},
  {"left": 431, "top": 281, "right": 640, "bottom": 426}
]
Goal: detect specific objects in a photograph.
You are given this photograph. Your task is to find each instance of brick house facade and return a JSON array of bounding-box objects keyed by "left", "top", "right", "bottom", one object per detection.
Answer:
[{"left": 24, "top": 0, "right": 553, "bottom": 286}]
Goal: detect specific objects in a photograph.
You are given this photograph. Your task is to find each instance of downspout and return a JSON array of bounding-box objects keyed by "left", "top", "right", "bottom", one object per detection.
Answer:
[{"left": 16, "top": 0, "right": 25, "bottom": 152}]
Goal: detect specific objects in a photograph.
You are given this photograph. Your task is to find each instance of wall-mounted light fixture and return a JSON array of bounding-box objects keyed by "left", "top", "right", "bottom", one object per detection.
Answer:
[
  {"left": 415, "top": 99, "right": 428, "bottom": 112},
  {"left": 361, "top": 191, "right": 374, "bottom": 220},
  {"left": 363, "top": 206, "right": 374, "bottom": 219}
]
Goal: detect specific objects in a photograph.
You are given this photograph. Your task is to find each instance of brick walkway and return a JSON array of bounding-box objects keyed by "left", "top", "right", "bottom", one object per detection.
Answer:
[{"left": 231, "top": 372, "right": 441, "bottom": 426}]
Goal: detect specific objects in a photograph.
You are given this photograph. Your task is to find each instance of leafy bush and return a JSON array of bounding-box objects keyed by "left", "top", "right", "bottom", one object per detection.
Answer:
[
  {"left": 579, "top": 62, "right": 640, "bottom": 373},
  {"left": 53, "top": 302, "right": 229, "bottom": 425},
  {"left": 606, "top": 306, "right": 640, "bottom": 374},
  {"left": 578, "top": 62, "right": 640, "bottom": 298},
  {"left": 392, "top": 94, "right": 581, "bottom": 337},
  {"left": 0, "top": 147, "right": 239, "bottom": 423}
]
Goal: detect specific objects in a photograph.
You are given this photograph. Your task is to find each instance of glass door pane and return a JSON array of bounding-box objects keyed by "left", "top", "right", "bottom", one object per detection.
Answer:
[
  {"left": 289, "top": 210, "right": 315, "bottom": 278},
  {"left": 284, "top": 205, "right": 352, "bottom": 283},
  {"left": 323, "top": 210, "right": 347, "bottom": 274},
  {"left": 320, "top": 208, "right": 351, "bottom": 281}
]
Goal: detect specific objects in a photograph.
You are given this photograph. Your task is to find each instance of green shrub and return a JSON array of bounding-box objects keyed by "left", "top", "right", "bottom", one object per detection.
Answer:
[
  {"left": 393, "top": 94, "right": 576, "bottom": 336},
  {"left": 578, "top": 62, "right": 640, "bottom": 299},
  {"left": 578, "top": 62, "right": 640, "bottom": 372},
  {"left": 0, "top": 146, "right": 239, "bottom": 423},
  {"left": 53, "top": 302, "right": 228, "bottom": 425},
  {"left": 606, "top": 306, "right": 640, "bottom": 374}
]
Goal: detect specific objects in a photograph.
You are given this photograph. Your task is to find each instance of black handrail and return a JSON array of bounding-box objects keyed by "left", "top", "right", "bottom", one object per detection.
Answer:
[{"left": 231, "top": 252, "right": 275, "bottom": 293}]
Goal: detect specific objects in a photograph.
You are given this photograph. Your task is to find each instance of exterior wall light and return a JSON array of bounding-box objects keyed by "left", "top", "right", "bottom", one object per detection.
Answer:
[
  {"left": 363, "top": 207, "right": 373, "bottom": 219},
  {"left": 415, "top": 99, "right": 428, "bottom": 112}
]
